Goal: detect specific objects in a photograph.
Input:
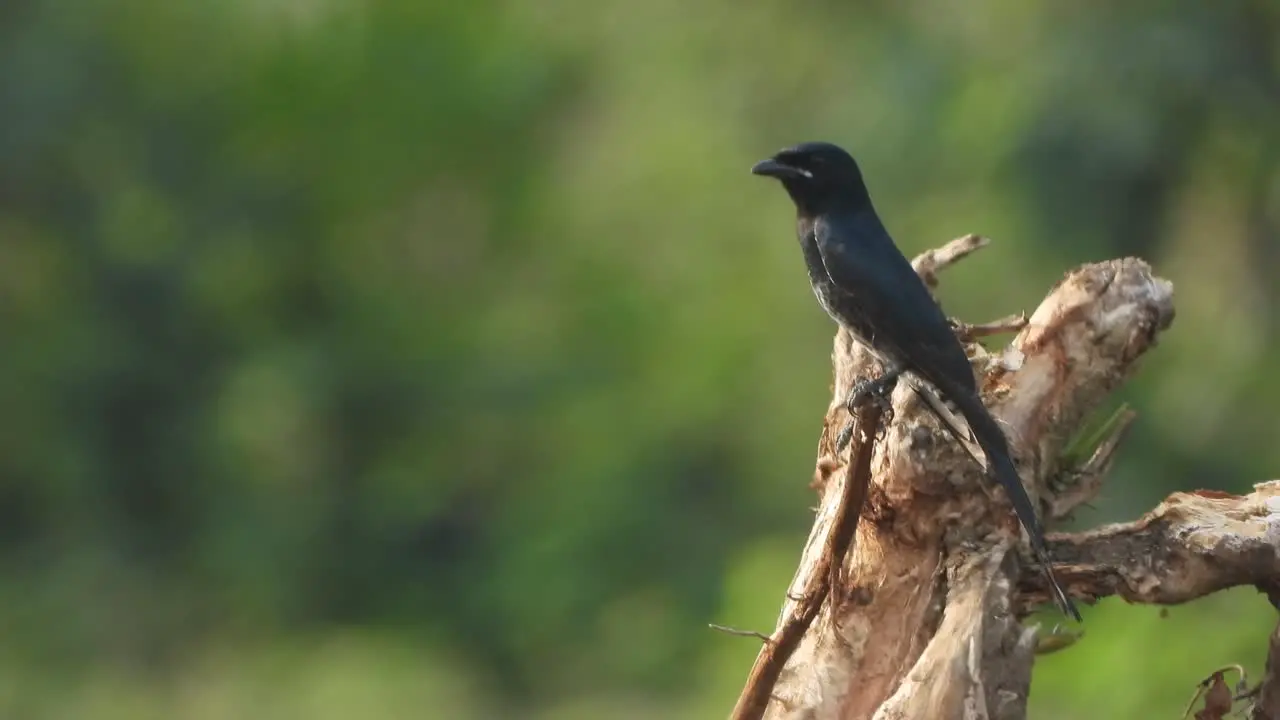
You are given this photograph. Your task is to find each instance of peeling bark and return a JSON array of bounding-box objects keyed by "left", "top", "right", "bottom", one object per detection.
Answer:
[{"left": 1029, "top": 482, "right": 1280, "bottom": 608}]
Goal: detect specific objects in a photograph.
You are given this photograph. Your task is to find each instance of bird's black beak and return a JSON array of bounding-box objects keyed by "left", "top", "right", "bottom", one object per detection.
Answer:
[{"left": 751, "top": 158, "right": 810, "bottom": 180}]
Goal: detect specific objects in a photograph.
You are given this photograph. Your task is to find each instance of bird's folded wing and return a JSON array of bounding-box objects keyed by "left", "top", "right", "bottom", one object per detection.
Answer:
[{"left": 812, "top": 217, "right": 980, "bottom": 395}]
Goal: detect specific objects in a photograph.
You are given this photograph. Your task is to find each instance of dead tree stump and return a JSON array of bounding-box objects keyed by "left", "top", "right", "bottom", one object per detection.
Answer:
[{"left": 726, "top": 238, "right": 1277, "bottom": 719}]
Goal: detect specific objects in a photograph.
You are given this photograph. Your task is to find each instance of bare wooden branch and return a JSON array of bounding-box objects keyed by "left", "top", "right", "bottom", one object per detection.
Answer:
[
  {"left": 1022, "top": 482, "right": 1280, "bottom": 608},
  {"left": 730, "top": 399, "right": 884, "bottom": 720},
  {"left": 736, "top": 244, "right": 1177, "bottom": 720},
  {"left": 912, "top": 234, "right": 990, "bottom": 289},
  {"left": 952, "top": 313, "right": 1028, "bottom": 341}
]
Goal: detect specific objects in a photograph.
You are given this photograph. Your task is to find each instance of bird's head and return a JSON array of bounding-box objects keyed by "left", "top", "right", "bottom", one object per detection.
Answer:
[{"left": 750, "top": 141, "right": 871, "bottom": 213}]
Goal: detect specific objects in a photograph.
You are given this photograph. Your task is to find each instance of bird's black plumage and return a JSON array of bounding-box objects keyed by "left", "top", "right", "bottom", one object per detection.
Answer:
[{"left": 752, "top": 141, "right": 1080, "bottom": 621}]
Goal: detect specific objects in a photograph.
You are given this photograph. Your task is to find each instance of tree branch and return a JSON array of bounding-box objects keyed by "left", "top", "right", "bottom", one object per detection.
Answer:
[
  {"left": 952, "top": 313, "right": 1028, "bottom": 342},
  {"left": 729, "top": 399, "right": 885, "bottom": 720},
  {"left": 912, "top": 234, "right": 989, "bottom": 289},
  {"left": 1021, "top": 481, "right": 1280, "bottom": 608}
]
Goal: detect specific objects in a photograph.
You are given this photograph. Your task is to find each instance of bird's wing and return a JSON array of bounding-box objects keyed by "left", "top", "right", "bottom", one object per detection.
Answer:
[{"left": 812, "top": 214, "right": 977, "bottom": 392}]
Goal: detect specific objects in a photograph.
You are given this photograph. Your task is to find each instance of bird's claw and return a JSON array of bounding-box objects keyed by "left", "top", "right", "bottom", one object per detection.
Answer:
[
  {"left": 835, "top": 406, "right": 895, "bottom": 452},
  {"left": 844, "top": 374, "right": 897, "bottom": 414},
  {"left": 835, "top": 376, "right": 897, "bottom": 452}
]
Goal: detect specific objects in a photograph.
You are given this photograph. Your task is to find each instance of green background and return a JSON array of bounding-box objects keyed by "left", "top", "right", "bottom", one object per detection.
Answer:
[{"left": 2, "top": 1, "right": 1278, "bottom": 717}]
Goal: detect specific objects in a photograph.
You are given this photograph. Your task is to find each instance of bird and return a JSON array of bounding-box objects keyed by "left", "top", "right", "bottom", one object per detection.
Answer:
[{"left": 751, "top": 140, "right": 1081, "bottom": 622}]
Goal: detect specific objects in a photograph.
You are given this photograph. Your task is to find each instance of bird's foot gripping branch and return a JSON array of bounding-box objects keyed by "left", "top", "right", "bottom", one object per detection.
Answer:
[
  {"left": 727, "top": 237, "right": 1188, "bottom": 720},
  {"left": 835, "top": 369, "right": 900, "bottom": 452}
]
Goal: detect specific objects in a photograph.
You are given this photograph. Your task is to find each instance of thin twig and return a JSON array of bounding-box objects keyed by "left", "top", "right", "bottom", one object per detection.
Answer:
[
  {"left": 912, "top": 234, "right": 990, "bottom": 289},
  {"left": 709, "top": 624, "right": 774, "bottom": 644},
  {"left": 729, "top": 400, "right": 884, "bottom": 720},
  {"left": 952, "top": 312, "right": 1028, "bottom": 341},
  {"left": 1184, "top": 666, "right": 1246, "bottom": 720}
]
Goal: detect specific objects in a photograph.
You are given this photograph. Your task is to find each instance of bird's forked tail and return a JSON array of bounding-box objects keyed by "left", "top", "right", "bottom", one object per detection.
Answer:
[{"left": 939, "top": 380, "right": 1082, "bottom": 622}]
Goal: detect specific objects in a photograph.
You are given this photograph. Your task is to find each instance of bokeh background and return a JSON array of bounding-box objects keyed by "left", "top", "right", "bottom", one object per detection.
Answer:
[{"left": 2, "top": 1, "right": 1279, "bottom": 717}]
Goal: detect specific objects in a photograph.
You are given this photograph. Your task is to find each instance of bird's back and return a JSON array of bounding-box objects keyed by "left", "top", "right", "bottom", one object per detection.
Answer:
[{"left": 806, "top": 208, "right": 978, "bottom": 395}]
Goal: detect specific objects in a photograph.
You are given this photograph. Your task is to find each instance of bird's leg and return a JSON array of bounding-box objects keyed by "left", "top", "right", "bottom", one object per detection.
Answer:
[
  {"left": 835, "top": 364, "right": 903, "bottom": 452},
  {"left": 844, "top": 365, "right": 903, "bottom": 412}
]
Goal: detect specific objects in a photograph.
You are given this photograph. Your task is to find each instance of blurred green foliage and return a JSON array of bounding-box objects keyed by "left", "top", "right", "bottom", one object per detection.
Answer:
[{"left": 1, "top": 0, "right": 1279, "bottom": 717}]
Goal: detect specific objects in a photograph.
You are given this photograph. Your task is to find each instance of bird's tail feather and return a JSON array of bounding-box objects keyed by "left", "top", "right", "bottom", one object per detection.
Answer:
[{"left": 935, "top": 379, "right": 1082, "bottom": 622}]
